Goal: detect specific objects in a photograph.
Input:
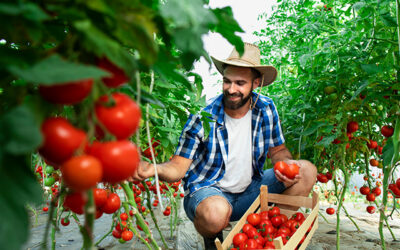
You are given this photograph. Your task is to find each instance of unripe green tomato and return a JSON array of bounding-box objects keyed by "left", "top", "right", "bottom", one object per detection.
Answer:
[
  {"left": 377, "top": 105, "right": 383, "bottom": 111},
  {"left": 324, "top": 86, "right": 337, "bottom": 94},
  {"left": 119, "top": 238, "right": 126, "bottom": 244},
  {"left": 44, "top": 177, "right": 56, "bottom": 187},
  {"left": 329, "top": 93, "right": 338, "bottom": 101},
  {"left": 45, "top": 166, "right": 54, "bottom": 174}
]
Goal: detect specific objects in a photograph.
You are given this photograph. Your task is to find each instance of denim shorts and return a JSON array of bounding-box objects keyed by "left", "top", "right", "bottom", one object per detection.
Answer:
[{"left": 183, "top": 168, "right": 286, "bottom": 222}]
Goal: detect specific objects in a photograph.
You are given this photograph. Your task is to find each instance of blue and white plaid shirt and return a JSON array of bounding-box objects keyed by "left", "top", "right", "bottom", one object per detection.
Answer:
[{"left": 175, "top": 92, "right": 285, "bottom": 195}]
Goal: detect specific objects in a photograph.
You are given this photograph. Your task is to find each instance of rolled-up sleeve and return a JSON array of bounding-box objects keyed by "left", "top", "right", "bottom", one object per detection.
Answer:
[{"left": 175, "top": 114, "right": 204, "bottom": 159}]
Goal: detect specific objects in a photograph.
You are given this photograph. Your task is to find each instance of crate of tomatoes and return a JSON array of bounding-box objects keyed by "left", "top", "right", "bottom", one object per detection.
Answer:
[{"left": 215, "top": 185, "right": 319, "bottom": 250}]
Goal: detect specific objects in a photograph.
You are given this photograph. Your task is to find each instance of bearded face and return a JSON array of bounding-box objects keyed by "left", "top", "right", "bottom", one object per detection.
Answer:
[{"left": 223, "top": 86, "right": 253, "bottom": 110}]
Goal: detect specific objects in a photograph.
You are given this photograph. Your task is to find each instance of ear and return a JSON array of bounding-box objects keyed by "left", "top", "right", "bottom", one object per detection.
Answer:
[{"left": 253, "top": 77, "right": 261, "bottom": 88}]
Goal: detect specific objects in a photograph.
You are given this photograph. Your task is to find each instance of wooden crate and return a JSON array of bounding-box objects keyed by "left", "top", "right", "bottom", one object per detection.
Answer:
[{"left": 215, "top": 185, "right": 319, "bottom": 250}]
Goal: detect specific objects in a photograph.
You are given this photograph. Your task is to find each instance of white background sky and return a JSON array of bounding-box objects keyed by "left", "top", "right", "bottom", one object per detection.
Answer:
[{"left": 194, "top": 0, "right": 277, "bottom": 99}]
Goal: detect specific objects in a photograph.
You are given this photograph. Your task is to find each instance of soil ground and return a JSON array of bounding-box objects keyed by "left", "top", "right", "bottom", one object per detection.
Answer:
[{"left": 25, "top": 199, "right": 400, "bottom": 250}]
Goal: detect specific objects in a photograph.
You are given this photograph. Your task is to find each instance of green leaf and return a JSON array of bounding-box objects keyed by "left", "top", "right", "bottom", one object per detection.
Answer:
[
  {"left": 301, "top": 121, "right": 328, "bottom": 136},
  {"left": 211, "top": 7, "right": 244, "bottom": 55},
  {"left": 361, "top": 64, "right": 382, "bottom": 74},
  {"left": 0, "top": 105, "right": 42, "bottom": 155},
  {"left": 350, "top": 81, "right": 369, "bottom": 101},
  {"left": 0, "top": 2, "right": 49, "bottom": 21},
  {"left": 0, "top": 154, "right": 42, "bottom": 250},
  {"left": 8, "top": 54, "right": 110, "bottom": 85},
  {"left": 380, "top": 12, "right": 397, "bottom": 27},
  {"left": 382, "top": 139, "right": 394, "bottom": 167},
  {"left": 315, "top": 135, "right": 336, "bottom": 147}
]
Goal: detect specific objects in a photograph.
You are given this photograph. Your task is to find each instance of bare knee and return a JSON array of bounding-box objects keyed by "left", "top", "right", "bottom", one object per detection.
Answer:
[
  {"left": 194, "top": 196, "right": 231, "bottom": 236},
  {"left": 298, "top": 160, "right": 317, "bottom": 193}
]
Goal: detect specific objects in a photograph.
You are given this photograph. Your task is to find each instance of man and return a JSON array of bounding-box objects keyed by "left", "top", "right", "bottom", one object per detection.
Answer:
[{"left": 133, "top": 43, "right": 317, "bottom": 249}]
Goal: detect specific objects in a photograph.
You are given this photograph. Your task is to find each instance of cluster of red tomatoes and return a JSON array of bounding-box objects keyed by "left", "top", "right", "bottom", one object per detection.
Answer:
[
  {"left": 37, "top": 57, "right": 141, "bottom": 192},
  {"left": 231, "top": 207, "right": 312, "bottom": 249}
]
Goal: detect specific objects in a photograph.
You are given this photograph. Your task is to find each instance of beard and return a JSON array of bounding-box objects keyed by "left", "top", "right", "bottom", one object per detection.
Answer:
[{"left": 223, "top": 90, "right": 252, "bottom": 110}]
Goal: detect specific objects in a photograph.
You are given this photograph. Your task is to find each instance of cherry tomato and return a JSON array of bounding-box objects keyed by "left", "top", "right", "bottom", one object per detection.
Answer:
[
  {"left": 61, "top": 218, "right": 70, "bottom": 226},
  {"left": 63, "top": 192, "right": 86, "bottom": 214},
  {"left": 317, "top": 173, "right": 328, "bottom": 183},
  {"left": 372, "top": 187, "right": 381, "bottom": 196},
  {"left": 326, "top": 207, "right": 335, "bottom": 215},
  {"left": 247, "top": 213, "right": 261, "bottom": 227},
  {"left": 233, "top": 233, "right": 248, "bottom": 247},
  {"left": 381, "top": 125, "right": 394, "bottom": 137},
  {"left": 346, "top": 121, "right": 359, "bottom": 133},
  {"left": 61, "top": 155, "right": 102, "bottom": 192},
  {"left": 39, "top": 79, "right": 93, "bottom": 105},
  {"left": 93, "top": 188, "right": 108, "bottom": 208},
  {"left": 95, "top": 93, "right": 141, "bottom": 140},
  {"left": 102, "top": 193, "right": 121, "bottom": 214},
  {"left": 42, "top": 206, "right": 49, "bottom": 212},
  {"left": 366, "top": 193, "right": 376, "bottom": 202},
  {"left": 121, "top": 230, "right": 133, "bottom": 241},
  {"left": 366, "top": 205, "right": 376, "bottom": 214},
  {"left": 88, "top": 140, "right": 139, "bottom": 183},
  {"left": 97, "top": 57, "right": 129, "bottom": 88},
  {"left": 112, "top": 229, "right": 122, "bottom": 239},
  {"left": 120, "top": 213, "right": 128, "bottom": 221},
  {"left": 163, "top": 209, "right": 171, "bottom": 216},
  {"left": 39, "top": 117, "right": 86, "bottom": 166},
  {"left": 360, "top": 186, "right": 370, "bottom": 195}
]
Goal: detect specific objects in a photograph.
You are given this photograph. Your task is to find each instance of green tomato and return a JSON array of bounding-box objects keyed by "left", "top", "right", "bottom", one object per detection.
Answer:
[
  {"left": 119, "top": 238, "right": 126, "bottom": 244},
  {"left": 328, "top": 93, "right": 338, "bottom": 101},
  {"left": 45, "top": 166, "right": 54, "bottom": 174},
  {"left": 324, "top": 86, "right": 337, "bottom": 95},
  {"left": 44, "top": 177, "right": 56, "bottom": 187}
]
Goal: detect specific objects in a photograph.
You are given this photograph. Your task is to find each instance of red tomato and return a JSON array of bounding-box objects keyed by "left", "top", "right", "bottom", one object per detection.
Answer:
[
  {"left": 317, "top": 173, "right": 328, "bottom": 183},
  {"left": 274, "top": 232, "right": 289, "bottom": 245},
  {"left": 290, "top": 221, "right": 301, "bottom": 233},
  {"left": 396, "top": 178, "right": 400, "bottom": 189},
  {"left": 291, "top": 212, "right": 305, "bottom": 222},
  {"left": 39, "top": 117, "right": 86, "bottom": 166},
  {"left": 372, "top": 187, "right": 381, "bottom": 196},
  {"left": 280, "top": 214, "right": 288, "bottom": 224},
  {"left": 285, "top": 163, "right": 300, "bottom": 179},
  {"left": 389, "top": 184, "right": 400, "bottom": 197},
  {"left": 273, "top": 161, "right": 288, "bottom": 175},
  {"left": 366, "top": 205, "right": 376, "bottom": 214},
  {"left": 366, "top": 193, "right": 376, "bottom": 202},
  {"left": 360, "top": 186, "right": 370, "bottom": 195},
  {"left": 381, "top": 125, "right": 394, "bottom": 137},
  {"left": 370, "top": 159, "right": 379, "bottom": 167},
  {"left": 277, "top": 227, "right": 291, "bottom": 236},
  {"left": 39, "top": 79, "right": 93, "bottom": 105},
  {"left": 42, "top": 206, "right": 49, "bottom": 212},
  {"left": 120, "top": 213, "right": 128, "bottom": 221},
  {"left": 247, "top": 213, "right": 261, "bottom": 227},
  {"left": 102, "top": 193, "right": 121, "bottom": 214},
  {"left": 163, "top": 209, "right": 171, "bottom": 216},
  {"left": 97, "top": 57, "right": 129, "bottom": 88},
  {"left": 95, "top": 208, "right": 103, "bottom": 219},
  {"left": 116, "top": 221, "right": 128, "bottom": 232},
  {"left": 325, "top": 172, "right": 333, "bottom": 180},
  {"left": 93, "top": 188, "right": 108, "bottom": 208},
  {"left": 61, "top": 218, "right": 70, "bottom": 226},
  {"left": 121, "top": 230, "right": 133, "bottom": 241},
  {"left": 254, "top": 233, "right": 265, "bottom": 246},
  {"left": 259, "top": 211, "right": 269, "bottom": 221},
  {"left": 264, "top": 240, "right": 276, "bottom": 249},
  {"left": 95, "top": 93, "right": 141, "bottom": 140},
  {"left": 346, "top": 121, "right": 359, "bottom": 133},
  {"left": 242, "top": 224, "right": 255, "bottom": 235},
  {"left": 88, "top": 140, "right": 139, "bottom": 183},
  {"left": 326, "top": 207, "right": 335, "bottom": 215},
  {"left": 268, "top": 206, "right": 280, "bottom": 218},
  {"left": 63, "top": 192, "right": 87, "bottom": 214},
  {"left": 246, "top": 227, "right": 258, "bottom": 239},
  {"left": 270, "top": 215, "right": 283, "bottom": 228},
  {"left": 112, "top": 229, "right": 121, "bottom": 239},
  {"left": 233, "top": 233, "right": 248, "bottom": 247},
  {"left": 367, "top": 140, "right": 378, "bottom": 149},
  {"left": 244, "top": 238, "right": 260, "bottom": 249},
  {"left": 61, "top": 155, "right": 102, "bottom": 192}
]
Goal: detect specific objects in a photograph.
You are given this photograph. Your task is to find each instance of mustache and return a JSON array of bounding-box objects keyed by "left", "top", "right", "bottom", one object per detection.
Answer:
[{"left": 223, "top": 91, "right": 243, "bottom": 98}]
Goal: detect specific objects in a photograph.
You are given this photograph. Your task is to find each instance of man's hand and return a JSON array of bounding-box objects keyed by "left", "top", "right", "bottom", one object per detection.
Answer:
[
  {"left": 274, "top": 159, "right": 302, "bottom": 188},
  {"left": 131, "top": 161, "right": 156, "bottom": 181}
]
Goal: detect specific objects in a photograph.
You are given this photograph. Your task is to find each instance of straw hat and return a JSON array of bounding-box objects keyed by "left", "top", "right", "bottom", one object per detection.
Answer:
[{"left": 210, "top": 42, "right": 277, "bottom": 86}]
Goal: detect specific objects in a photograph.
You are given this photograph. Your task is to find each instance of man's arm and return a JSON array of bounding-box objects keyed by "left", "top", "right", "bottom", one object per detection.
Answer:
[
  {"left": 268, "top": 144, "right": 292, "bottom": 165},
  {"left": 133, "top": 155, "right": 193, "bottom": 183}
]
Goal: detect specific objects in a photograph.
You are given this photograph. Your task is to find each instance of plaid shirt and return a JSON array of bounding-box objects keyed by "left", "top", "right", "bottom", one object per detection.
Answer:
[{"left": 175, "top": 92, "right": 285, "bottom": 195}]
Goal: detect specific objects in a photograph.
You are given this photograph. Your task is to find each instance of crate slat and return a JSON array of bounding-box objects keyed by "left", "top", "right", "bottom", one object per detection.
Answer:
[{"left": 268, "top": 193, "right": 313, "bottom": 208}]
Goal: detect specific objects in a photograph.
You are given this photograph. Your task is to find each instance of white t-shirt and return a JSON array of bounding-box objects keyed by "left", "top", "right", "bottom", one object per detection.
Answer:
[{"left": 217, "top": 110, "right": 253, "bottom": 193}]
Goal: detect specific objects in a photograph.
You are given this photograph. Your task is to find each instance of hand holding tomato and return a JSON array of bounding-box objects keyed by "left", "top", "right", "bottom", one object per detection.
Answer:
[
  {"left": 131, "top": 161, "right": 156, "bottom": 181},
  {"left": 274, "top": 160, "right": 301, "bottom": 188}
]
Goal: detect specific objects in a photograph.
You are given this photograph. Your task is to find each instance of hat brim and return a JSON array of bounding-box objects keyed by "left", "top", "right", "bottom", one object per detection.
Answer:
[{"left": 210, "top": 56, "right": 277, "bottom": 86}]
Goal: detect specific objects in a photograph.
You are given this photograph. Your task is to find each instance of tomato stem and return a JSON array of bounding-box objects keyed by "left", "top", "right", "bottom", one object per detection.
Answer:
[{"left": 81, "top": 189, "right": 95, "bottom": 249}]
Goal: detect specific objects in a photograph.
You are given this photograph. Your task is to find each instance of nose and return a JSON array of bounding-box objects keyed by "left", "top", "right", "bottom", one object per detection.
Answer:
[{"left": 227, "top": 83, "right": 237, "bottom": 94}]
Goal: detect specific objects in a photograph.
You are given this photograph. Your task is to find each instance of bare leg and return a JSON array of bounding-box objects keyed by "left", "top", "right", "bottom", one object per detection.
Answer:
[{"left": 194, "top": 195, "right": 232, "bottom": 238}]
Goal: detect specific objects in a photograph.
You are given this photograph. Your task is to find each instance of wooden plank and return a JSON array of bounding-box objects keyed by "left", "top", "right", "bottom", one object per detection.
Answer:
[
  {"left": 219, "top": 195, "right": 261, "bottom": 249},
  {"left": 268, "top": 193, "right": 313, "bottom": 208},
  {"left": 260, "top": 185, "right": 269, "bottom": 212},
  {"left": 273, "top": 236, "right": 284, "bottom": 249},
  {"left": 215, "top": 238, "right": 223, "bottom": 250},
  {"left": 282, "top": 199, "right": 319, "bottom": 250},
  {"left": 298, "top": 217, "right": 319, "bottom": 250}
]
